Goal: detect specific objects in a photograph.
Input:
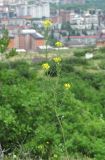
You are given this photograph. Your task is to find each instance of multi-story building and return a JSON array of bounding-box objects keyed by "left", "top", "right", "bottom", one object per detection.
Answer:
[
  {"left": 8, "top": 29, "right": 45, "bottom": 51},
  {"left": 0, "top": 0, "right": 17, "bottom": 5},
  {"left": 0, "top": 0, "right": 50, "bottom": 19},
  {"left": 61, "top": 0, "right": 85, "bottom": 4},
  {"left": 48, "top": 0, "right": 59, "bottom": 3},
  {"left": 15, "top": 2, "right": 50, "bottom": 18}
]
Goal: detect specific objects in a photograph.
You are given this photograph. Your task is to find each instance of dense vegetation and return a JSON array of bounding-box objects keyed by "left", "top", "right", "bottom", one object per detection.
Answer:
[
  {"left": 51, "top": 0, "right": 105, "bottom": 11},
  {"left": 1, "top": 47, "right": 105, "bottom": 160}
]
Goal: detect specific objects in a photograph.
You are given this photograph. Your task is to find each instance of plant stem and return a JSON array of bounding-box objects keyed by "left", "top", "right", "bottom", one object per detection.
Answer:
[
  {"left": 45, "top": 28, "right": 49, "bottom": 61},
  {"left": 45, "top": 40, "right": 48, "bottom": 61},
  {"left": 52, "top": 64, "right": 69, "bottom": 160}
]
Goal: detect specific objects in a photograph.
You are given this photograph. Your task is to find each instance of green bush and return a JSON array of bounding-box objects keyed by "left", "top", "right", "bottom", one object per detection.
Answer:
[
  {"left": 61, "top": 58, "right": 87, "bottom": 73},
  {"left": 70, "top": 58, "right": 87, "bottom": 65},
  {"left": 99, "top": 61, "right": 105, "bottom": 70},
  {"left": 0, "top": 60, "right": 105, "bottom": 159},
  {"left": 0, "top": 69, "right": 19, "bottom": 85},
  {"left": 61, "top": 63, "right": 74, "bottom": 73},
  {"left": 74, "top": 48, "right": 94, "bottom": 57},
  {"left": 0, "top": 62, "right": 9, "bottom": 70},
  {"left": 99, "top": 47, "right": 105, "bottom": 53},
  {"left": 6, "top": 48, "right": 18, "bottom": 58}
]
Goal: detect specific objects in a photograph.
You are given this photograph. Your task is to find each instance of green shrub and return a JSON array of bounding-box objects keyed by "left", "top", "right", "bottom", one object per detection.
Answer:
[
  {"left": 99, "top": 61, "right": 105, "bottom": 69},
  {"left": 0, "top": 69, "right": 19, "bottom": 85},
  {"left": 9, "top": 60, "right": 29, "bottom": 69},
  {"left": 0, "top": 60, "right": 105, "bottom": 159},
  {"left": 0, "top": 62, "right": 9, "bottom": 70},
  {"left": 74, "top": 48, "right": 94, "bottom": 57},
  {"left": 6, "top": 48, "right": 18, "bottom": 58},
  {"left": 70, "top": 58, "right": 87, "bottom": 65},
  {"left": 76, "top": 71, "right": 105, "bottom": 90},
  {"left": 74, "top": 50, "right": 86, "bottom": 57},
  {"left": 99, "top": 47, "right": 105, "bottom": 53},
  {"left": 93, "top": 53, "right": 105, "bottom": 60},
  {"left": 61, "top": 62, "right": 74, "bottom": 73}
]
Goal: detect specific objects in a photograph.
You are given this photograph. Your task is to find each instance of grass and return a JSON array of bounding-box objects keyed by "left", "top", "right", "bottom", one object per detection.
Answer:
[{"left": 4, "top": 47, "right": 105, "bottom": 75}]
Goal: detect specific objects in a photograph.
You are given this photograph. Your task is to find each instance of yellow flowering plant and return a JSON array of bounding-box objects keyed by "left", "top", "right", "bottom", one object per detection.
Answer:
[
  {"left": 41, "top": 37, "right": 70, "bottom": 160},
  {"left": 43, "top": 19, "right": 52, "bottom": 60},
  {"left": 42, "top": 63, "right": 50, "bottom": 70},
  {"left": 55, "top": 41, "right": 63, "bottom": 47},
  {"left": 64, "top": 83, "right": 71, "bottom": 90},
  {"left": 43, "top": 19, "right": 52, "bottom": 28},
  {"left": 53, "top": 57, "right": 62, "bottom": 64}
]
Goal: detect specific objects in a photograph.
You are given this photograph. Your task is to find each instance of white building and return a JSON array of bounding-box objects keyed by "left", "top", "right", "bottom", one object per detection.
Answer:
[
  {"left": 16, "top": 2, "right": 50, "bottom": 18},
  {"left": 0, "top": 0, "right": 17, "bottom": 5},
  {"left": 84, "top": 14, "right": 98, "bottom": 25},
  {"left": 69, "top": 12, "right": 99, "bottom": 31},
  {"left": 70, "top": 14, "right": 84, "bottom": 25}
]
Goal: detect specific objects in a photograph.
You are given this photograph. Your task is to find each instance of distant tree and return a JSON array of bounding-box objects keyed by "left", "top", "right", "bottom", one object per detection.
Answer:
[
  {"left": 61, "top": 21, "right": 80, "bottom": 39},
  {"left": 61, "top": 21, "right": 72, "bottom": 40},
  {"left": 0, "top": 29, "right": 9, "bottom": 54},
  {"left": 66, "top": 21, "right": 71, "bottom": 40}
]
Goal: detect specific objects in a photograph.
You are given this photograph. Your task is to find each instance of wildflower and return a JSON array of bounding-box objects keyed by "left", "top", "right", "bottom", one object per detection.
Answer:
[
  {"left": 42, "top": 63, "right": 50, "bottom": 70},
  {"left": 64, "top": 83, "right": 71, "bottom": 90},
  {"left": 43, "top": 19, "right": 52, "bottom": 28},
  {"left": 53, "top": 57, "right": 62, "bottom": 64},
  {"left": 55, "top": 41, "right": 63, "bottom": 47}
]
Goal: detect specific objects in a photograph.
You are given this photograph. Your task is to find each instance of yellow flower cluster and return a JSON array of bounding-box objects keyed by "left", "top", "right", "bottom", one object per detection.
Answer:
[
  {"left": 42, "top": 63, "right": 50, "bottom": 70},
  {"left": 64, "top": 83, "right": 71, "bottom": 90},
  {"left": 53, "top": 57, "right": 62, "bottom": 64},
  {"left": 55, "top": 41, "right": 63, "bottom": 47},
  {"left": 43, "top": 19, "right": 52, "bottom": 28}
]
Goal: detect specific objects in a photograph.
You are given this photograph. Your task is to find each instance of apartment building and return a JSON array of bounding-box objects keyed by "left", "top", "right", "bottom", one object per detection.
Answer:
[
  {"left": 15, "top": 2, "right": 50, "bottom": 18},
  {"left": 61, "top": 0, "right": 85, "bottom": 4},
  {"left": 8, "top": 29, "right": 45, "bottom": 51}
]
